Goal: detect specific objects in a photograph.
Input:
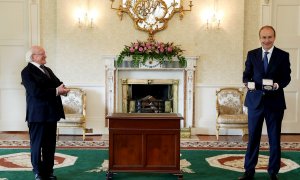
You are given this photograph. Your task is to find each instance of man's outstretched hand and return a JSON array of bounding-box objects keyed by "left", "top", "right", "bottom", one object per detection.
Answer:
[{"left": 57, "top": 84, "right": 70, "bottom": 96}]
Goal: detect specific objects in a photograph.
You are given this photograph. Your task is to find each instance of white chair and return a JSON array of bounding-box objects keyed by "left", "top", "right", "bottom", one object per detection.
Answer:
[
  {"left": 216, "top": 87, "right": 248, "bottom": 140},
  {"left": 57, "top": 88, "right": 86, "bottom": 140}
]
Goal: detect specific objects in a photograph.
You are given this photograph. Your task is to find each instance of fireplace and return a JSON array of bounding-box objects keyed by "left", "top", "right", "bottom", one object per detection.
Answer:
[
  {"left": 121, "top": 79, "right": 178, "bottom": 113},
  {"left": 104, "top": 56, "right": 197, "bottom": 128}
]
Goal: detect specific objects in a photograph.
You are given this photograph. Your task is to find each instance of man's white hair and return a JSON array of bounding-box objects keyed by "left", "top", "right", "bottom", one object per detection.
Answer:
[{"left": 25, "top": 49, "right": 33, "bottom": 62}]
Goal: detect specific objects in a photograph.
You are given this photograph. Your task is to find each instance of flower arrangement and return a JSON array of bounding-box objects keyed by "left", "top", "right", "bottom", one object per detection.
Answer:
[{"left": 117, "top": 41, "right": 186, "bottom": 67}]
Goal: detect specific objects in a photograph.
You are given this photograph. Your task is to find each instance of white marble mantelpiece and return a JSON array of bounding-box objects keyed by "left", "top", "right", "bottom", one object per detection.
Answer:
[{"left": 104, "top": 56, "right": 198, "bottom": 128}]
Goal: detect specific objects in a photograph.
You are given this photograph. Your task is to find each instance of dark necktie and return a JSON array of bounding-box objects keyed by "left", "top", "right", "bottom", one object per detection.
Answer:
[
  {"left": 40, "top": 65, "right": 51, "bottom": 78},
  {"left": 263, "top": 51, "right": 269, "bottom": 73}
]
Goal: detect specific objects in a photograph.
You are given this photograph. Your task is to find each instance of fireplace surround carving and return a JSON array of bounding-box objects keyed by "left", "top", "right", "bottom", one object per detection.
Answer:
[{"left": 104, "top": 57, "right": 197, "bottom": 128}]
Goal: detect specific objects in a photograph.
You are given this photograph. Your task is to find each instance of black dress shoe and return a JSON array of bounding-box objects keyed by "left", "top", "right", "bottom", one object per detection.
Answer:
[
  {"left": 46, "top": 174, "right": 57, "bottom": 180},
  {"left": 270, "top": 174, "right": 278, "bottom": 180},
  {"left": 35, "top": 174, "right": 43, "bottom": 180},
  {"left": 238, "top": 173, "right": 254, "bottom": 180}
]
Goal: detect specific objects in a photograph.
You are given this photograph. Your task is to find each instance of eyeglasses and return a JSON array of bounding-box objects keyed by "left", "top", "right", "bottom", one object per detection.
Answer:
[{"left": 32, "top": 53, "right": 46, "bottom": 56}]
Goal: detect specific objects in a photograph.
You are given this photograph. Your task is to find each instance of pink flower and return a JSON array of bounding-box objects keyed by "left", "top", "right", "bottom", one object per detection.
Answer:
[
  {"left": 146, "top": 44, "right": 151, "bottom": 49},
  {"left": 130, "top": 47, "right": 135, "bottom": 53},
  {"left": 159, "top": 47, "right": 164, "bottom": 52},
  {"left": 117, "top": 41, "right": 186, "bottom": 67}
]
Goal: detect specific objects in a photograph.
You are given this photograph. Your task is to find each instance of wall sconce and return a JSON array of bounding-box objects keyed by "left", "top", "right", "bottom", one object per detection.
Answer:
[
  {"left": 75, "top": 1, "right": 97, "bottom": 29},
  {"left": 203, "top": 0, "right": 223, "bottom": 30}
]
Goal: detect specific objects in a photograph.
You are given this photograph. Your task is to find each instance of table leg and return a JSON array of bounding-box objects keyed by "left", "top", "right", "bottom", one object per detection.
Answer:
[
  {"left": 175, "top": 173, "right": 183, "bottom": 180},
  {"left": 106, "top": 171, "right": 113, "bottom": 179}
]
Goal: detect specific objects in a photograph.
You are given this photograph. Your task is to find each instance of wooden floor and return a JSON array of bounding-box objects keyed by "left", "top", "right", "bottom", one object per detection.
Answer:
[{"left": 1, "top": 131, "right": 300, "bottom": 142}]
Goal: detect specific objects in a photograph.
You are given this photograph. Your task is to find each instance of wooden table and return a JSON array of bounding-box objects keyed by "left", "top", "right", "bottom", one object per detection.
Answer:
[{"left": 106, "top": 113, "right": 183, "bottom": 179}]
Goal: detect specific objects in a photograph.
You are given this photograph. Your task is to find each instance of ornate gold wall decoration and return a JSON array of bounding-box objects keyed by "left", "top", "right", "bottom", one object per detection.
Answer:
[{"left": 111, "top": 0, "right": 192, "bottom": 41}]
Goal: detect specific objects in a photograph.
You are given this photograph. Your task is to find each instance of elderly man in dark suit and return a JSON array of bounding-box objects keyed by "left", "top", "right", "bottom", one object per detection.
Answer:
[
  {"left": 239, "top": 26, "right": 291, "bottom": 180},
  {"left": 21, "top": 46, "right": 70, "bottom": 180}
]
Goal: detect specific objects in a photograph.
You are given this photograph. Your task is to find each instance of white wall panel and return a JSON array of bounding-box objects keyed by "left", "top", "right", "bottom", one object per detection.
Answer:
[
  {"left": 0, "top": 0, "right": 30, "bottom": 132},
  {"left": 282, "top": 90, "right": 299, "bottom": 133},
  {"left": 276, "top": 5, "right": 300, "bottom": 35},
  {"left": 0, "top": 1, "right": 25, "bottom": 43},
  {"left": 271, "top": 0, "right": 300, "bottom": 133},
  {"left": 0, "top": 46, "right": 27, "bottom": 87},
  {"left": 0, "top": 89, "right": 27, "bottom": 131},
  {"left": 285, "top": 48, "right": 299, "bottom": 80}
]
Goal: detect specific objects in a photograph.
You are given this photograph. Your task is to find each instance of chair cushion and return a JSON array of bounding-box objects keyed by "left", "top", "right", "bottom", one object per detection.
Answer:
[
  {"left": 217, "top": 114, "right": 248, "bottom": 124},
  {"left": 217, "top": 90, "right": 243, "bottom": 114},
  {"left": 60, "top": 114, "right": 85, "bottom": 123},
  {"left": 61, "top": 90, "right": 83, "bottom": 114}
]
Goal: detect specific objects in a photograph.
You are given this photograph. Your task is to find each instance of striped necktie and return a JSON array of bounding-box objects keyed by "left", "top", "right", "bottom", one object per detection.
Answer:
[{"left": 40, "top": 65, "right": 51, "bottom": 78}]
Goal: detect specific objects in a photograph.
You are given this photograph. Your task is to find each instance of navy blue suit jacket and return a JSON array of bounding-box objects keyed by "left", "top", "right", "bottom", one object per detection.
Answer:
[
  {"left": 21, "top": 63, "right": 65, "bottom": 122},
  {"left": 243, "top": 47, "right": 291, "bottom": 110}
]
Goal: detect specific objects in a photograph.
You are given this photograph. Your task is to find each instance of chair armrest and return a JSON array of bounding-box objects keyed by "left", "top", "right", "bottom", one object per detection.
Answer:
[
  {"left": 216, "top": 99, "right": 220, "bottom": 117},
  {"left": 243, "top": 105, "right": 248, "bottom": 115},
  {"left": 82, "top": 92, "right": 87, "bottom": 118}
]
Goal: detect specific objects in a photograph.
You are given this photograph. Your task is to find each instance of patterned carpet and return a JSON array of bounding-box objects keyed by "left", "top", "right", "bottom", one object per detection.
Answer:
[
  {"left": 180, "top": 141, "right": 300, "bottom": 150},
  {"left": 0, "top": 140, "right": 108, "bottom": 149},
  {"left": 1, "top": 149, "right": 300, "bottom": 180},
  {"left": 1, "top": 140, "right": 300, "bottom": 150}
]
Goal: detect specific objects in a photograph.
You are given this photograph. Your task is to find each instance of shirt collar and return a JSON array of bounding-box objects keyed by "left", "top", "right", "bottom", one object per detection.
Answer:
[
  {"left": 262, "top": 46, "right": 274, "bottom": 54},
  {"left": 30, "top": 62, "right": 44, "bottom": 71}
]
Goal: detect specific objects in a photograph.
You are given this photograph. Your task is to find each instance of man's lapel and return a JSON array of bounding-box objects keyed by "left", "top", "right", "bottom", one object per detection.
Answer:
[
  {"left": 28, "top": 63, "right": 50, "bottom": 79},
  {"left": 254, "top": 48, "right": 264, "bottom": 73},
  {"left": 267, "top": 47, "right": 279, "bottom": 73}
]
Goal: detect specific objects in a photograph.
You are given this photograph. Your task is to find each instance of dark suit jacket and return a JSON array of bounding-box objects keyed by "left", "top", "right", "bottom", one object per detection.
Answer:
[
  {"left": 21, "top": 63, "right": 65, "bottom": 122},
  {"left": 243, "top": 47, "right": 291, "bottom": 110}
]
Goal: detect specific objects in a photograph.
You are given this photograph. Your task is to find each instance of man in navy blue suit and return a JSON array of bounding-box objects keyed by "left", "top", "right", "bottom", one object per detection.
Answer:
[
  {"left": 21, "top": 46, "right": 70, "bottom": 180},
  {"left": 239, "top": 26, "right": 291, "bottom": 180}
]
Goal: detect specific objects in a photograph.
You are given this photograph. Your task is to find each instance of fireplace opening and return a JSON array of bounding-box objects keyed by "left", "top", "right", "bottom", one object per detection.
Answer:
[
  {"left": 129, "top": 84, "right": 173, "bottom": 113},
  {"left": 121, "top": 79, "right": 178, "bottom": 114},
  {"left": 131, "top": 84, "right": 171, "bottom": 100}
]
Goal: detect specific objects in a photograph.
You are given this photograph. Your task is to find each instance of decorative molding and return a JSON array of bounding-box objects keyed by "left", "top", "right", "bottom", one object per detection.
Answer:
[
  {"left": 105, "top": 56, "right": 198, "bottom": 128},
  {"left": 261, "top": 0, "right": 272, "bottom": 26},
  {"left": 105, "top": 57, "right": 116, "bottom": 116},
  {"left": 264, "top": 0, "right": 270, "bottom": 5},
  {"left": 66, "top": 83, "right": 106, "bottom": 87},
  {"left": 28, "top": 0, "right": 40, "bottom": 46},
  {"left": 195, "top": 83, "right": 244, "bottom": 88}
]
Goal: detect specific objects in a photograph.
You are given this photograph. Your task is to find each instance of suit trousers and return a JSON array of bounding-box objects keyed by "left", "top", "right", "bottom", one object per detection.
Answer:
[
  {"left": 244, "top": 106, "right": 284, "bottom": 175},
  {"left": 28, "top": 122, "right": 57, "bottom": 175}
]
